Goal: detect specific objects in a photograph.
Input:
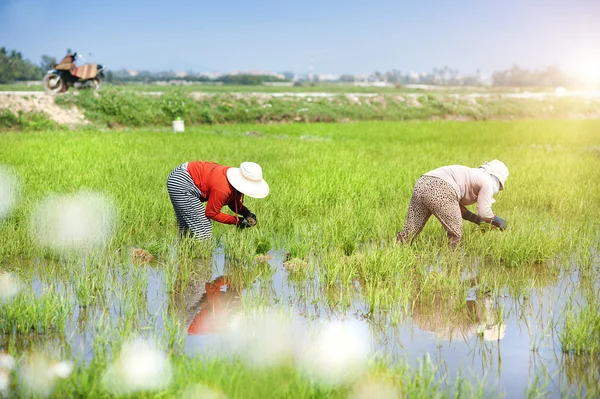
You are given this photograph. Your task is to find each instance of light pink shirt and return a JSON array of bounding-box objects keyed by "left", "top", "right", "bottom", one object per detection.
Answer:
[{"left": 424, "top": 165, "right": 495, "bottom": 219}]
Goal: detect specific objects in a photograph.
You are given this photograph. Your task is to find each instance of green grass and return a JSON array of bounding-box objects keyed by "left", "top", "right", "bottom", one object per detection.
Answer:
[
  {"left": 0, "top": 286, "right": 71, "bottom": 334},
  {"left": 0, "top": 83, "right": 44, "bottom": 91},
  {"left": 0, "top": 109, "right": 61, "bottom": 131},
  {"left": 1, "top": 120, "right": 599, "bottom": 397},
  {"left": 46, "top": 87, "right": 600, "bottom": 127},
  {"left": 1, "top": 82, "right": 560, "bottom": 94},
  {"left": 2, "top": 120, "right": 598, "bottom": 258}
]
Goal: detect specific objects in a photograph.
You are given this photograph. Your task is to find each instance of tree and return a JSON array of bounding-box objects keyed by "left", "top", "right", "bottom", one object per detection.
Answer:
[
  {"left": 282, "top": 71, "right": 295, "bottom": 81},
  {"left": 0, "top": 47, "right": 42, "bottom": 83},
  {"left": 492, "top": 64, "right": 569, "bottom": 87},
  {"left": 40, "top": 55, "right": 57, "bottom": 71}
]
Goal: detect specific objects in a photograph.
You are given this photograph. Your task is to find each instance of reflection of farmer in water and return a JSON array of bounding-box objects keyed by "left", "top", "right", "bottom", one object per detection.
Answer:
[
  {"left": 397, "top": 160, "right": 509, "bottom": 248},
  {"left": 186, "top": 276, "right": 241, "bottom": 335},
  {"left": 411, "top": 293, "right": 506, "bottom": 341},
  {"left": 166, "top": 161, "right": 269, "bottom": 240}
]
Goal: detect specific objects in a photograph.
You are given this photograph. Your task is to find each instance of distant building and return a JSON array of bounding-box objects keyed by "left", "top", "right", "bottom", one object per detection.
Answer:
[
  {"left": 199, "top": 72, "right": 223, "bottom": 79},
  {"left": 317, "top": 73, "right": 341, "bottom": 82},
  {"left": 229, "top": 70, "right": 284, "bottom": 79}
]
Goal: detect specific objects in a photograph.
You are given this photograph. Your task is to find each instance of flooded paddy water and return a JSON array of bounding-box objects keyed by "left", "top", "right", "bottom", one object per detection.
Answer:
[{"left": 4, "top": 245, "right": 599, "bottom": 398}]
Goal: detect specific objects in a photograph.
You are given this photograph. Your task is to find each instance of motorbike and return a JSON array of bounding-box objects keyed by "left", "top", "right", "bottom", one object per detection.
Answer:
[{"left": 42, "top": 52, "right": 105, "bottom": 93}]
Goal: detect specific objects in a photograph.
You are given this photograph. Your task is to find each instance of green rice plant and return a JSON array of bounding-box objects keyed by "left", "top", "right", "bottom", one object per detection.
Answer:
[
  {"left": 560, "top": 297, "right": 600, "bottom": 355},
  {"left": 254, "top": 235, "right": 272, "bottom": 255},
  {"left": 69, "top": 258, "right": 109, "bottom": 308},
  {"left": 1, "top": 118, "right": 600, "bottom": 396},
  {"left": 162, "top": 312, "right": 186, "bottom": 353},
  {"left": 0, "top": 286, "right": 72, "bottom": 334},
  {"left": 558, "top": 353, "right": 600, "bottom": 398}
]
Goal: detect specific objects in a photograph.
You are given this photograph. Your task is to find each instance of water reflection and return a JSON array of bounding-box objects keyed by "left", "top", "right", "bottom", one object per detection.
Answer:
[
  {"left": 186, "top": 276, "right": 241, "bottom": 335},
  {"left": 3, "top": 252, "right": 597, "bottom": 398},
  {"left": 411, "top": 294, "right": 506, "bottom": 342}
]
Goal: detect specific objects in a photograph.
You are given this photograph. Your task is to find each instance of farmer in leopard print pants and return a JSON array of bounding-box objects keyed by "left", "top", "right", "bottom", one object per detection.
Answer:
[{"left": 396, "top": 160, "right": 509, "bottom": 248}]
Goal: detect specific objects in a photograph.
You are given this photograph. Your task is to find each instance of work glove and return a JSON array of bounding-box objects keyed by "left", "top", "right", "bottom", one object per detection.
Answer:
[
  {"left": 246, "top": 212, "right": 257, "bottom": 227},
  {"left": 491, "top": 216, "right": 507, "bottom": 231},
  {"left": 462, "top": 210, "right": 482, "bottom": 225},
  {"left": 237, "top": 218, "right": 251, "bottom": 229}
]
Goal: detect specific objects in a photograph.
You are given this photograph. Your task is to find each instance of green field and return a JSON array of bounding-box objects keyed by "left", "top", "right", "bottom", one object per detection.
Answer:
[
  {"left": 1, "top": 120, "right": 599, "bottom": 397},
  {"left": 0, "top": 82, "right": 571, "bottom": 94}
]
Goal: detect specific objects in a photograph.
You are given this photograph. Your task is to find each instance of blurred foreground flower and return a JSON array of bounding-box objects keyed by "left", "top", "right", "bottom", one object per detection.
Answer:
[
  {"left": 351, "top": 379, "right": 398, "bottom": 399},
  {"left": 298, "top": 319, "right": 370, "bottom": 385},
  {"left": 181, "top": 383, "right": 227, "bottom": 399},
  {"left": 30, "top": 191, "right": 116, "bottom": 253},
  {"left": 0, "top": 165, "right": 19, "bottom": 222},
  {"left": 19, "top": 354, "right": 73, "bottom": 397},
  {"left": 0, "top": 272, "right": 21, "bottom": 303},
  {"left": 0, "top": 370, "right": 9, "bottom": 395},
  {"left": 0, "top": 353, "right": 16, "bottom": 371},
  {"left": 0, "top": 353, "right": 16, "bottom": 394},
  {"left": 226, "top": 309, "right": 298, "bottom": 367},
  {"left": 102, "top": 338, "right": 172, "bottom": 394}
]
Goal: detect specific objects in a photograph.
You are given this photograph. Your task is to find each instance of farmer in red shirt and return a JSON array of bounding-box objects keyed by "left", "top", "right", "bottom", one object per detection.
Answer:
[{"left": 166, "top": 161, "right": 269, "bottom": 240}]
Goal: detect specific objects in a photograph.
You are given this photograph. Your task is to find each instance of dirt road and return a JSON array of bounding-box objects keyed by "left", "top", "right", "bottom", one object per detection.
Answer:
[{"left": 0, "top": 91, "right": 87, "bottom": 125}]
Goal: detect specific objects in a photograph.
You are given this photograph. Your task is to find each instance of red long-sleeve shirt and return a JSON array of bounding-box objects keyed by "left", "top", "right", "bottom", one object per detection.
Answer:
[{"left": 186, "top": 161, "right": 249, "bottom": 225}]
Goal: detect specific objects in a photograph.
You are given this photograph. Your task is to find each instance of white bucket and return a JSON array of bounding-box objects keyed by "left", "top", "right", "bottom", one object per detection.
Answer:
[{"left": 172, "top": 120, "right": 185, "bottom": 133}]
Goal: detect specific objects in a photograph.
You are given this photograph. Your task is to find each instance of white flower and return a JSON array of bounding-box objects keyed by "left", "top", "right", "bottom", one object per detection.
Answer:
[
  {"left": 226, "top": 309, "right": 298, "bottom": 367},
  {"left": 30, "top": 191, "right": 116, "bottom": 253},
  {"left": 19, "top": 355, "right": 72, "bottom": 397},
  {"left": 103, "top": 338, "right": 172, "bottom": 394},
  {"left": 181, "top": 383, "right": 227, "bottom": 399},
  {"left": 0, "top": 273, "right": 21, "bottom": 303},
  {"left": 0, "top": 165, "right": 19, "bottom": 222},
  {"left": 0, "top": 370, "right": 9, "bottom": 393},
  {"left": 351, "top": 379, "right": 398, "bottom": 399},
  {"left": 298, "top": 319, "right": 370, "bottom": 385},
  {"left": 50, "top": 361, "right": 73, "bottom": 379},
  {"left": 0, "top": 353, "right": 16, "bottom": 370}
]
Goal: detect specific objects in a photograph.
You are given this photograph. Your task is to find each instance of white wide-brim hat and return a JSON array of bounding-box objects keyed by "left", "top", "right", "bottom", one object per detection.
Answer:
[
  {"left": 226, "top": 162, "right": 269, "bottom": 199},
  {"left": 479, "top": 160, "right": 509, "bottom": 190}
]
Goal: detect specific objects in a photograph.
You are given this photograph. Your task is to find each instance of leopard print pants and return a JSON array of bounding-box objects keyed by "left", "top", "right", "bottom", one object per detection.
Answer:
[{"left": 396, "top": 175, "right": 463, "bottom": 247}]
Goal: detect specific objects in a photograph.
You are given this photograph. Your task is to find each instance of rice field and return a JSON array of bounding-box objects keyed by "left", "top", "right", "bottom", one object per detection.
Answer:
[{"left": 1, "top": 120, "right": 599, "bottom": 398}]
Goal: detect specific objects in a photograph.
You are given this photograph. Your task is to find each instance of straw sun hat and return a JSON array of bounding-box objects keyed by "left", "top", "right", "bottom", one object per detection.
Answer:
[
  {"left": 479, "top": 160, "right": 509, "bottom": 190},
  {"left": 226, "top": 162, "right": 270, "bottom": 199}
]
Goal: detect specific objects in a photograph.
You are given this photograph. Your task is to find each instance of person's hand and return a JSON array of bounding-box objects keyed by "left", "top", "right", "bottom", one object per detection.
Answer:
[
  {"left": 246, "top": 212, "right": 257, "bottom": 227},
  {"left": 491, "top": 216, "right": 507, "bottom": 231},
  {"left": 237, "top": 218, "right": 251, "bottom": 229}
]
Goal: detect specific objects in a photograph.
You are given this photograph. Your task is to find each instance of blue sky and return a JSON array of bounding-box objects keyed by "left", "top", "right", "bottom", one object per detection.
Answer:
[{"left": 1, "top": 0, "right": 599, "bottom": 76}]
